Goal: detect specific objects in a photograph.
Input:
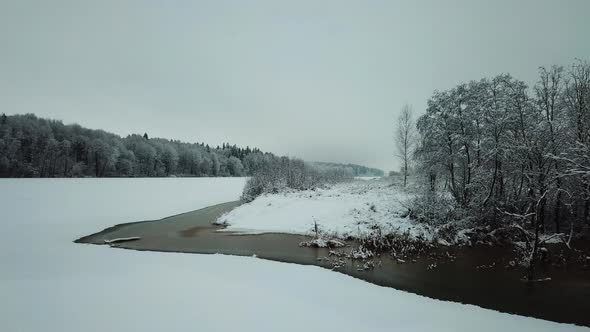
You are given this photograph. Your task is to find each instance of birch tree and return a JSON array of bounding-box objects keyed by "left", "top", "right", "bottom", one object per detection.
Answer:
[{"left": 395, "top": 104, "right": 415, "bottom": 187}]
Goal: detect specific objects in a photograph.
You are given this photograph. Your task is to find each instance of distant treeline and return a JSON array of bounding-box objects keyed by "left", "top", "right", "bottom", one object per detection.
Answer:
[
  {"left": 311, "top": 162, "right": 384, "bottom": 177},
  {"left": 0, "top": 114, "right": 373, "bottom": 179},
  {"left": 242, "top": 158, "right": 354, "bottom": 202}
]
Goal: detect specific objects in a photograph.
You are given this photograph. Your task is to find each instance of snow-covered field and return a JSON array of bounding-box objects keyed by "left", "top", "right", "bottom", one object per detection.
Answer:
[
  {"left": 0, "top": 178, "right": 587, "bottom": 331},
  {"left": 354, "top": 176, "right": 382, "bottom": 180},
  {"left": 217, "top": 178, "right": 435, "bottom": 240}
]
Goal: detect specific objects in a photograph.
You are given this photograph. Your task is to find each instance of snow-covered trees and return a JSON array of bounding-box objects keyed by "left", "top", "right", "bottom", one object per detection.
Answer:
[
  {"left": 227, "top": 156, "right": 244, "bottom": 176},
  {"left": 563, "top": 60, "right": 590, "bottom": 224},
  {"left": 241, "top": 157, "right": 354, "bottom": 202},
  {"left": 414, "top": 59, "right": 590, "bottom": 235},
  {"left": 310, "top": 162, "right": 383, "bottom": 177},
  {"left": 160, "top": 143, "right": 179, "bottom": 176},
  {"left": 0, "top": 114, "right": 271, "bottom": 178},
  {"left": 411, "top": 60, "right": 590, "bottom": 280},
  {"left": 0, "top": 114, "right": 372, "bottom": 181}
]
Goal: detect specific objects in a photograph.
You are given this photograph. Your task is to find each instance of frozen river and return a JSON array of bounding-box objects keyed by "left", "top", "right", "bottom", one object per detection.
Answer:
[{"left": 0, "top": 178, "right": 586, "bottom": 332}]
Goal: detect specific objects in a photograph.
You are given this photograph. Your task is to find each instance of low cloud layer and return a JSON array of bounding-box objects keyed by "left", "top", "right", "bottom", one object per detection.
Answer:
[{"left": 1, "top": 0, "right": 589, "bottom": 171}]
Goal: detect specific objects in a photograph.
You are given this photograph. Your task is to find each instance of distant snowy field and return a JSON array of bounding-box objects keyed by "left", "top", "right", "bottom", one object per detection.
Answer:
[
  {"left": 0, "top": 178, "right": 586, "bottom": 332},
  {"left": 218, "top": 178, "right": 435, "bottom": 240},
  {"left": 354, "top": 176, "right": 382, "bottom": 180}
]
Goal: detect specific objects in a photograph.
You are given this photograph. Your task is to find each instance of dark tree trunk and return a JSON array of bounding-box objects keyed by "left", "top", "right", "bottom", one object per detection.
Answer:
[
  {"left": 483, "top": 157, "right": 499, "bottom": 207},
  {"left": 63, "top": 158, "right": 68, "bottom": 177},
  {"left": 429, "top": 173, "right": 436, "bottom": 192},
  {"left": 554, "top": 177, "right": 562, "bottom": 233},
  {"left": 95, "top": 152, "right": 100, "bottom": 177},
  {"left": 100, "top": 160, "right": 108, "bottom": 177},
  {"left": 538, "top": 175, "right": 547, "bottom": 233},
  {"left": 403, "top": 162, "right": 408, "bottom": 187},
  {"left": 527, "top": 214, "right": 541, "bottom": 282},
  {"left": 583, "top": 178, "right": 590, "bottom": 225}
]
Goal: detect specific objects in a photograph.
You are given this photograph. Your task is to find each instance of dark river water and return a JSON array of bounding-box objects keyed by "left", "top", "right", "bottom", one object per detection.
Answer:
[{"left": 76, "top": 201, "right": 590, "bottom": 327}]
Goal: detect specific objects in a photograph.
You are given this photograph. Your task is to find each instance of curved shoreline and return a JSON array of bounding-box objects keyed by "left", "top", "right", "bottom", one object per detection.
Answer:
[{"left": 75, "top": 201, "right": 590, "bottom": 327}]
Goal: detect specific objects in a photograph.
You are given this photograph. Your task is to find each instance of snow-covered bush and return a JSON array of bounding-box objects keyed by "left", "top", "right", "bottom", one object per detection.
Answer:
[
  {"left": 241, "top": 176, "right": 266, "bottom": 202},
  {"left": 407, "top": 191, "right": 457, "bottom": 226}
]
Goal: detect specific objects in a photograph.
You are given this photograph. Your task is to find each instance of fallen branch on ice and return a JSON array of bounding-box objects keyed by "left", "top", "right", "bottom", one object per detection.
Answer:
[{"left": 103, "top": 236, "right": 141, "bottom": 244}]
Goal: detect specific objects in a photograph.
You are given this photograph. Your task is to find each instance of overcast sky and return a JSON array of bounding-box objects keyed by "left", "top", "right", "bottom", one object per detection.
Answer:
[{"left": 1, "top": 0, "right": 589, "bottom": 172}]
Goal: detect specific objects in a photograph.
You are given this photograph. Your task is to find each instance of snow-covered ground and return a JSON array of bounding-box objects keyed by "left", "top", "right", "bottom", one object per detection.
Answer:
[
  {"left": 217, "top": 178, "right": 435, "bottom": 241},
  {"left": 354, "top": 176, "right": 382, "bottom": 180},
  {"left": 0, "top": 178, "right": 587, "bottom": 331}
]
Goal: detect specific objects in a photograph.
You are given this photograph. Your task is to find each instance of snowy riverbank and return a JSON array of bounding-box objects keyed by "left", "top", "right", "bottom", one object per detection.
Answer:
[{"left": 216, "top": 178, "right": 436, "bottom": 241}]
